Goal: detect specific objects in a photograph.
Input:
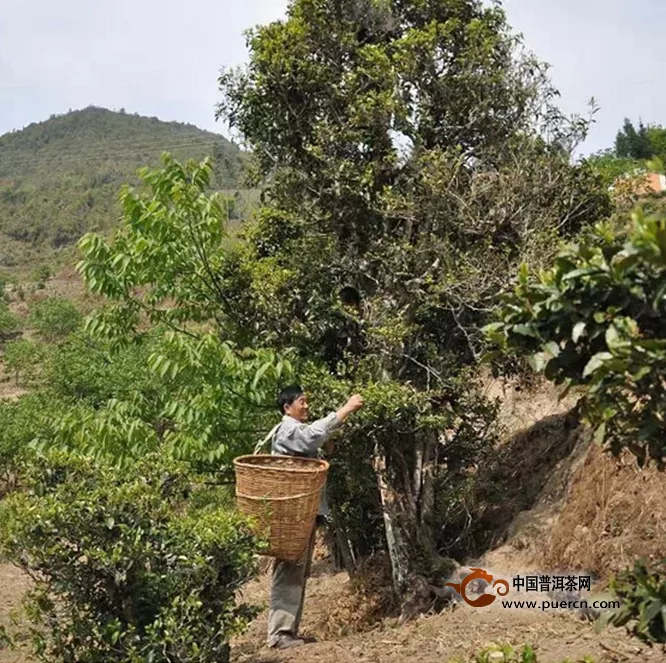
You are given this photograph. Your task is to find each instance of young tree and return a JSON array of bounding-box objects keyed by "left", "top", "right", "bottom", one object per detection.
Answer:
[
  {"left": 0, "top": 303, "right": 20, "bottom": 342},
  {"left": 4, "top": 339, "right": 43, "bottom": 386},
  {"left": 29, "top": 297, "right": 82, "bottom": 343},
  {"left": 217, "top": 0, "right": 609, "bottom": 610},
  {"left": 76, "top": 158, "right": 293, "bottom": 469}
]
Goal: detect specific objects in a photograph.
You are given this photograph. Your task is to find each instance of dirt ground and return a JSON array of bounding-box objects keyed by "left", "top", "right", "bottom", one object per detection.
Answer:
[
  {"left": 221, "top": 529, "right": 666, "bottom": 663},
  {"left": 2, "top": 552, "right": 665, "bottom": 663},
  {"left": 0, "top": 564, "right": 32, "bottom": 663}
]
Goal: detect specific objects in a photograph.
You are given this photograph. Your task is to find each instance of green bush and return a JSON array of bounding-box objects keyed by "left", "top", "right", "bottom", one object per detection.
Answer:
[
  {"left": 0, "top": 395, "right": 44, "bottom": 491},
  {"left": 0, "top": 452, "right": 261, "bottom": 663},
  {"left": 44, "top": 330, "right": 160, "bottom": 406},
  {"left": 3, "top": 338, "right": 44, "bottom": 386},
  {"left": 0, "top": 303, "right": 19, "bottom": 341},
  {"left": 28, "top": 297, "right": 82, "bottom": 343},
  {"left": 487, "top": 209, "right": 666, "bottom": 467},
  {"left": 600, "top": 559, "right": 666, "bottom": 645}
]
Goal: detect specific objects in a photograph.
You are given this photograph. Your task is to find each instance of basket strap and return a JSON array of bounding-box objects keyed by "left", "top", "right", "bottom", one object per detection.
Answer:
[
  {"left": 254, "top": 423, "right": 282, "bottom": 455},
  {"left": 236, "top": 487, "right": 323, "bottom": 502}
]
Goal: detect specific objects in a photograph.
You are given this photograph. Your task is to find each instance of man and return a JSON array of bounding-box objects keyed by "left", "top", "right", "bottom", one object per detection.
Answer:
[{"left": 267, "top": 385, "right": 364, "bottom": 650}]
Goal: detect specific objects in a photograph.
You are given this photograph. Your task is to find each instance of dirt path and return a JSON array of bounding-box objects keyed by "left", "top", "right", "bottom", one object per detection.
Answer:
[
  {"left": 0, "top": 564, "right": 32, "bottom": 663},
  {"left": 231, "top": 556, "right": 666, "bottom": 663},
  {"left": 1, "top": 559, "right": 665, "bottom": 663}
]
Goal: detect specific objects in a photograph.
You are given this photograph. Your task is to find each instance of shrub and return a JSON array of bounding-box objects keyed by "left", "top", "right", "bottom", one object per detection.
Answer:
[
  {"left": 44, "top": 330, "right": 159, "bottom": 406},
  {"left": 0, "top": 452, "right": 261, "bottom": 663},
  {"left": 0, "top": 394, "right": 55, "bottom": 492},
  {"left": 3, "top": 338, "right": 44, "bottom": 386},
  {"left": 28, "top": 297, "right": 82, "bottom": 343},
  {"left": 0, "top": 303, "right": 19, "bottom": 341},
  {"left": 601, "top": 559, "right": 666, "bottom": 645},
  {"left": 487, "top": 209, "right": 666, "bottom": 467}
]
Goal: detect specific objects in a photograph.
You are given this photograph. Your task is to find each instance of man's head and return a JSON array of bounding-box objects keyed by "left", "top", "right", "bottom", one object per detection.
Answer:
[{"left": 278, "top": 385, "right": 309, "bottom": 422}]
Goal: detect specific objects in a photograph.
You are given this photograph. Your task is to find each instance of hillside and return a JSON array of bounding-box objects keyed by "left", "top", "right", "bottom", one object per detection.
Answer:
[{"left": 0, "top": 107, "right": 246, "bottom": 276}]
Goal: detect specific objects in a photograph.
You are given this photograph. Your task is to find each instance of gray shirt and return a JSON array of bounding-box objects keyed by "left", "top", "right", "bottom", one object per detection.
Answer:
[{"left": 271, "top": 412, "right": 342, "bottom": 518}]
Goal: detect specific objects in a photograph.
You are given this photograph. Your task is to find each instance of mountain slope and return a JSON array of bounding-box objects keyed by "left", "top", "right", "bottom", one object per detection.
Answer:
[{"left": 0, "top": 107, "right": 246, "bottom": 274}]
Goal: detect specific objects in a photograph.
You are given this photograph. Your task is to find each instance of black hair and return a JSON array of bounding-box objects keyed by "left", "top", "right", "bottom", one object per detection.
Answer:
[{"left": 277, "top": 385, "right": 304, "bottom": 414}]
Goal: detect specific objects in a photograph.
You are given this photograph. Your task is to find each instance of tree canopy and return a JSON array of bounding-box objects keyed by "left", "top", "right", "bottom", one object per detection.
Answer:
[{"left": 215, "top": 0, "right": 609, "bottom": 607}]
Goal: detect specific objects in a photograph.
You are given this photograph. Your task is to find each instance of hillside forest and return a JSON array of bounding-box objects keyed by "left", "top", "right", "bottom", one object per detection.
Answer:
[{"left": 0, "top": 106, "right": 249, "bottom": 277}]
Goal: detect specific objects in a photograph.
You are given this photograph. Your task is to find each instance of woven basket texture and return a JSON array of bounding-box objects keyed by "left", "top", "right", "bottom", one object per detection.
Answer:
[{"left": 234, "top": 455, "right": 329, "bottom": 562}]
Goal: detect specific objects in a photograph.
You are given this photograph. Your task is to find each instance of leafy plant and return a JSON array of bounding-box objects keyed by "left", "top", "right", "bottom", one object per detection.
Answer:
[
  {"left": 77, "top": 156, "right": 235, "bottom": 339},
  {"left": 585, "top": 150, "right": 642, "bottom": 189},
  {"left": 0, "top": 451, "right": 261, "bottom": 663},
  {"left": 43, "top": 330, "right": 161, "bottom": 406},
  {"left": 39, "top": 330, "right": 293, "bottom": 470},
  {"left": 0, "top": 393, "right": 57, "bottom": 493},
  {"left": 3, "top": 339, "right": 44, "bottom": 386},
  {"left": 0, "top": 303, "right": 20, "bottom": 341},
  {"left": 486, "top": 208, "right": 666, "bottom": 467},
  {"left": 601, "top": 559, "right": 666, "bottom": 645},
  {"left": 28, "top": 297, "right": 82, "bottom": 343},
  {"left": 449, "top": 643, "right": 595, "bottom": 663}
]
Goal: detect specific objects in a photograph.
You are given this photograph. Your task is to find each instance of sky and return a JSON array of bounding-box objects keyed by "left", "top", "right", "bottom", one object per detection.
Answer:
[{"left": 0, "top": 0, "right": 664, "bottom": 155}]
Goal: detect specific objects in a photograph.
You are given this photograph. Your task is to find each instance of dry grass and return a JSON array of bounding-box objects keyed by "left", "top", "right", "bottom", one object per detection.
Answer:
[
  {"left": 311, "top": 554, "right": 396, "bottom": 638},
  {"left": 541, "top": 444, "right": 666, "bottom": 579}
]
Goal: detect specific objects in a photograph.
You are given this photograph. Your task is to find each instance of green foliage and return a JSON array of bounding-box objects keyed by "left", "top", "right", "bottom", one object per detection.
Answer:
[
  {"left": 609, "top": 118, "right": 666, "bottom": 171},
  {"left": 0, "top": 106, "right": 247, "bottom": 275},
  {"left": 215, "top": 0, "right": 608, "bottom": 588},
  {"left": 585, "top": 150, "right": 642, "bottom": 188},
  {"left": 0, "top": 303, "right": 19, "bottom": 341},
  {"left": 70, "top": 156, "right": 294, "bottom": 469},
  {"left": 0, "top": 393, "right": 57, "bottom": 489},
  {"left": 43, "top": 330, "right": 161, "bottom": 406},
  {"left": 0, "top": 451, "right": 260, "bottom": 663},
  {"left": 487, "top": 208, "right": 666, "bottom": 467},
  {"left": 450, "top": 643, "right": 595, "bottom": 663},
  {"left": 615, "top": 118, "right": 654, "bottom": 161},
  {"left": 0, "top": 312, "right": 294, "bottom": 475},
  {"left": 601, "top": 559, "right": 666, "bottom": 645},
  {"left": 217, "top": 0, "right": 608, "bottom": 370},
  {"left": 45, "top": 332, "right": 292, "bottom": 470},
  {"left": 3, "top": 339, "right": 44, "bottom": 386},
  {"left": 647, "top": 126, "right": 666, "bottom": 164},
  {"left": 29, "top": 297, "right": 82, "bottom": 342},
  {"left": 78, "top": 156, "right": 233, "bottom": 336}
]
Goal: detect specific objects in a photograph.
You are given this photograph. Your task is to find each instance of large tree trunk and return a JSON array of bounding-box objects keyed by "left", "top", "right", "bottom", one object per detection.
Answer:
[{"left": 372, "top": 434, "right": 447, "bottom": 622}]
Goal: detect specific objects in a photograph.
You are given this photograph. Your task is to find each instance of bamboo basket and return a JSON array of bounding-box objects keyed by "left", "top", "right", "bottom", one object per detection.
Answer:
[{"left": 233, "top": 455, "right": 329, "bottom": 562}]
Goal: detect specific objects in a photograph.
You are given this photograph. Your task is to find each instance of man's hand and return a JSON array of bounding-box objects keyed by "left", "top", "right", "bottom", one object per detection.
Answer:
[
  {"left": 347, "top": 394, "right": 365, "bottom": 412},
  {"left": 336, "top": 393, "right": 365, "bottom": 422}
]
